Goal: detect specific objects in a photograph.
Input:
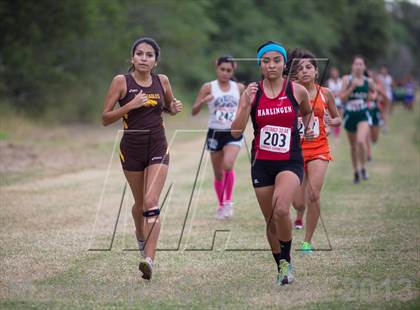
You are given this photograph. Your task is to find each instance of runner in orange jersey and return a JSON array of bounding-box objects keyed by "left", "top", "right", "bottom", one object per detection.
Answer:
[{"left": 287, "top": 48, "right": 341, "bottom": 252}]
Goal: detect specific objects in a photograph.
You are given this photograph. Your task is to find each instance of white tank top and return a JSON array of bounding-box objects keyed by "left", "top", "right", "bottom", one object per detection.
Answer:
[
  {"left": 380, "top": 74, "right": 393, "bottom": 100},
  {"left": 327, "top": 78, "right": 343, "bottom": 107},
  {"left": 207, "top": 80, "right": 240, "bottom": 129},
  {"left": 327, "top": 78, "right": 342, "bottom": 96}
]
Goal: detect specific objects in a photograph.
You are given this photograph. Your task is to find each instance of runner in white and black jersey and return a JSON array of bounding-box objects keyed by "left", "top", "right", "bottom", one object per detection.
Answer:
[{"left": 192, "top": 56, "right": 245, "bottom": 219}]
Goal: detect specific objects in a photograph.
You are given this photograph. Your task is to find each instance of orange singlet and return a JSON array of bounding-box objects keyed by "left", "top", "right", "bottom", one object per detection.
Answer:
[{"left": 298, "top": 85, "right": 332, "bottom": 169}]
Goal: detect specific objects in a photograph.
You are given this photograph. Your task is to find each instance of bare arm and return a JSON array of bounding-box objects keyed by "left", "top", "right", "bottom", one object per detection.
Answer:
[
  {"left": 323, "top": 87, "right": 342, "bottom": 127},
  {"left": 293, "top": 82, "right": 315, "bottom": 140},
  {"left": 293, "top": 82, "right": 311, "bottom": 115},
  {"left": 158, "top": 74, "right": 183, "bottom": 116},
  {"left": 367, "top": 77, "right": 376, "bottom": 99},
  {"left": 231, "top": 82, "right": 258, "bottom": 138},
  {"left": 192, "top": 83, "right": 212, "bottom": 116},
  {"left": 237, "top": 82, "right": 245, "bottom": 95},
  {"left": 159, "top": 74, "right": 174, "bottom": 107},
  {"left": 101, "top": 75, "right": 148, "bottom": 126},
  {"left": 339, "top": 75, "right": 356, "bottom": 102},
  {"left": 375, "top": 80, "right": 390, "bottom": 107}
]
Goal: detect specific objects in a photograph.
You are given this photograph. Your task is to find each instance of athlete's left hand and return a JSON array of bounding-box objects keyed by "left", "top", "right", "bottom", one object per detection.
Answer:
[
  {"left": 324, "top": 111, "right": 340, "bottom": 127},
  {"left": 169, "top": 98, "right": 183, "bottom": 115},
  {"left": 324, "top": 111, "right": 333, "bottom": 126}
]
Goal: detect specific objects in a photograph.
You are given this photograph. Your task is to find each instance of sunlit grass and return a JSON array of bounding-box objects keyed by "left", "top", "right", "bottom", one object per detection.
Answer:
[{"left": 0, "top": 105, "right": 418, "bottom": 308}]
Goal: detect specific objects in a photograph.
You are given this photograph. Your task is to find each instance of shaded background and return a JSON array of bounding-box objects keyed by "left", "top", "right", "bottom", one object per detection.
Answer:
[{"left": 0, "top": 0, "right": 418, "bottom": 122}]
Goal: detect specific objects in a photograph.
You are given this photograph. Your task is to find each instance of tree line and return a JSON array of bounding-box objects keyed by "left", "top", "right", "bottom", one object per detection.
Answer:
[{"left": 0, "top": 0, "right": 418, "bottom": 121}]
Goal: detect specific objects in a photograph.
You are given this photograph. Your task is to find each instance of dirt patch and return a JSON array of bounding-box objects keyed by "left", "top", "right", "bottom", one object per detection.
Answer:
[
  {"left": 0, "top": 141, "right": 39, "bottom": 173},
  {"left": 0, "top": 115, "right": 210, "bottom": 179},
  {"left": 0, "top": 124, "right": 119, "bottom": 178}
]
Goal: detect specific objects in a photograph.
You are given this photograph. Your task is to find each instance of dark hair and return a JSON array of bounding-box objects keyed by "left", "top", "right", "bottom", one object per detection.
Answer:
[
  {"left": 216, "top": 55, "right": 235, "bottom": 67},
  {"left": 216, "top": 55, "right": 238, "bottom": 81},
  {"left": 352, "top": 55, "right": 366, "bottom": 65},
  {"left": 257, "top": 41, "right": 287, "bottom": 79},
  {"left": 284, "top": 48, "right": 317, "bottom": 79},
  {"left": 256, "top": 40, "right": 283, "bottom": 53},
  {"left": 330, "top": 66, "right": 339, "bottom": 73},
  {"left": 128, "top": 37, "right": 160, "bottom": 72}
]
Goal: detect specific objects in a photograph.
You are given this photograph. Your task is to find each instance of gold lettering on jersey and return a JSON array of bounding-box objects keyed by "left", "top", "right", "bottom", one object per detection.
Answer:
[
  {"left": 144, "top": 99, "right": 158, "bottom": 107},
  {"left": 143, "top": 93, "right": 160, "bottom": 107},
  {"left": 147, "top": 93, "right": 160, "bottom": 99}
]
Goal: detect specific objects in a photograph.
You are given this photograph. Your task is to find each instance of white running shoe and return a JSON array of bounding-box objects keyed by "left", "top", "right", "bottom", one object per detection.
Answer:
[
  {"left": 223, "top": 201, "right": 234, "bottom": 218},
  {"left": 215, "top": 207, "right": 225, "bottom": 220},
  {"left": 139, "top": 257, "right": 154, "bottom": 280}
]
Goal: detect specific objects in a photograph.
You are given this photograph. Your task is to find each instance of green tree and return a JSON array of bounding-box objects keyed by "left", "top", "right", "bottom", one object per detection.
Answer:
[
  {"left": 330, "top": 0, "right": 391, "bottom": 67},
  {"left": 0, "top": 0, "right": 401, "bottom": 121},
  {"left": 388, "top": 0, "right": 420, "bottom": 79}
]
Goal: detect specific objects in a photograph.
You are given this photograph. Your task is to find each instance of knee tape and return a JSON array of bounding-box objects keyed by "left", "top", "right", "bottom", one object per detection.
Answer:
[{"left": 143, "top": 207, "right": 160, "bottom": 223}]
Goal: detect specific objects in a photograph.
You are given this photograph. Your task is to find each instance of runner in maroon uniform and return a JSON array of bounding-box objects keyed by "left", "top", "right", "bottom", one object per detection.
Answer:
[
  {"left": 232, "top": 41, "right": 314, "bottom": 285},
  {"left": 102, "top": 37, "right": 182, "bottom": 280}
]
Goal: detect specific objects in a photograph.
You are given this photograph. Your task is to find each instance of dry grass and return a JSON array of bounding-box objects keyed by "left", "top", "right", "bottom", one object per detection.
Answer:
[{"left": 0, "top": 106, "right": 419, "bottom": 309}]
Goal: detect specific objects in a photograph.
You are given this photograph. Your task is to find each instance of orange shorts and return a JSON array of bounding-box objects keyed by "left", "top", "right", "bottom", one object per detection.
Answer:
[{"left": 303, "top": 151, "right": 333, "bottom": 170}]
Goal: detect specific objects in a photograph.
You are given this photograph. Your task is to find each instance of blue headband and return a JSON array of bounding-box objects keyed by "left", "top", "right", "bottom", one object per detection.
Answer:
[{"left": 257, "top": 43, "right": 287, "bottom": 65}]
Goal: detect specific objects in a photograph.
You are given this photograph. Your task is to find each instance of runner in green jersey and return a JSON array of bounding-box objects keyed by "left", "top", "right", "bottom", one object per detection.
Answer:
[{"left": 340, "top": 56, "right": 375, "bottom": 184}]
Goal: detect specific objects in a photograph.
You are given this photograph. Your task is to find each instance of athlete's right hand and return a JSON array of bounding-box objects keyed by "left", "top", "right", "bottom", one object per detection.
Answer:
[
  {"left": 201, "top": 93, "right": 214, "bottom": 104},
  {"left": 349, "top": 78, "right": 359, "bottom": 91},
  {"left": 244, "top": 82, "right": 258, "bottom": 105},
  {"left": 128, "top": 90, "right": 148, "bottom": 109}
]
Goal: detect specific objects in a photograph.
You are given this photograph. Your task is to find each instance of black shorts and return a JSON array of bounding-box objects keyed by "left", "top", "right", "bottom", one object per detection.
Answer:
[
  {"left": 206, "top": 128, "right": 243, "bottom": 152},
  {"left": 119, "top": 131, "right": 169, "bottom": 171},
  {"left": 251, "top": 159, "right": 304, "bottom": 188}
]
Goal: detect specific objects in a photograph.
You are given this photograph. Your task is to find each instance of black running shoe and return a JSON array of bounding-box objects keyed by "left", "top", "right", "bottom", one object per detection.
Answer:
[
  {"left": 361, "top": 168, "right": 368, "bottom": 180},
  {"left": 353, "top": 172, "right": 360, "bottom": 184}
]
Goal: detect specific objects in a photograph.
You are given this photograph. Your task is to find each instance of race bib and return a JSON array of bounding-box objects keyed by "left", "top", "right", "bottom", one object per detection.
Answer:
[
  {"left": 298, "top": 117, "right": 320, "bottom": 138},
  {"left": 346, "top": 99, "right": 366, "bottom": 111},
  {"left": 259, "top": 125, "right": 291, "bottom": 153},
  {"left": 215, "top": 109, "right": 235, "bottom": 124}
]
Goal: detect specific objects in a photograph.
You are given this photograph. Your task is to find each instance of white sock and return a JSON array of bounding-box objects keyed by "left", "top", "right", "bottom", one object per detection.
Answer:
[
  {"left": 146, "top": 257, "right": 154, "bottom": 267},
  {"left": 137, "top": 238, "right": 145, "bottom": 250}
]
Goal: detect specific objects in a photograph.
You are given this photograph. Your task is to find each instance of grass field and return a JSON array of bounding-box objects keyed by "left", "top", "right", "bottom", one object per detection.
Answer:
[{"left": 0, "top": 105, "right": 419, "bottom": 309}]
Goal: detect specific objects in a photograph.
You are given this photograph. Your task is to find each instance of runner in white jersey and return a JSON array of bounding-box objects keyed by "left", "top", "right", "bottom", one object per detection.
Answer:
[
  {"left": 192, "top": 56, "right": 245, "bottom": 219},
  {"left": 207, "top": 79, "right": 241, "bottom": 130},
  {"left": 378, "top": 65, "right": 393, "bottom": 133},
  {"left": 327, "top": 67, "right": 343, "bottom": 138}
]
